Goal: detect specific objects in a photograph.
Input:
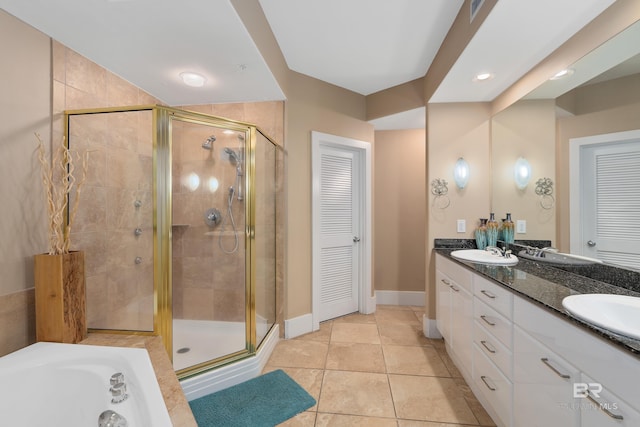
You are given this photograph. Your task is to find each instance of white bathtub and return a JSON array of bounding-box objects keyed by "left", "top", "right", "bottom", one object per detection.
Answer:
[{"left": 0, "top": 342, "right": 172, "bottom": 427}]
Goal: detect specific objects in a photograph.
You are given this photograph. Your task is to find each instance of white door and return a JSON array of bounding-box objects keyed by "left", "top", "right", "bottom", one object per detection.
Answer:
[
  {"left": 312, "top": 132, "right": 371, "bottom": 327},
  {"left": 576, "top": 135, "right": 640, "bottom": 269}
]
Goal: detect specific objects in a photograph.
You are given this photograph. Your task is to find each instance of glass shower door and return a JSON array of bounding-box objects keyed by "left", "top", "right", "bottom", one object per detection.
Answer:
[{"left": 170, "top": 117, "right": 248, "bottom": 372}]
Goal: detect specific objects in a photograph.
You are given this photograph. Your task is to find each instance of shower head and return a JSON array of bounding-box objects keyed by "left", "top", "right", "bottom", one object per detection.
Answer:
[
  {"left": 202, "top": 135, "right": 216, "bottom": 150},
  {"left": 224, "top": 147, "right": 241, "bottom": 164}
]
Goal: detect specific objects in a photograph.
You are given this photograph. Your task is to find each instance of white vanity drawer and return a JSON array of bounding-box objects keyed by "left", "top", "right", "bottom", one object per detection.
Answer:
[
  {"left": 581, "top": 373, "right": 640, "bottom": 427},
  {"left": 437, "top": 255, "right": 473, "bottom": 292},
  {"left": 475, "top": 320, "right": 512, "bottom": 380},
  {"left": 474, "top": 275, "right": 513, "bottom": 319},
  {"left": 474, "top": 297, "right": 512, "bottom": 349},
  {"left": 474, "top": 343, "right": 512, "bottom": 427}
]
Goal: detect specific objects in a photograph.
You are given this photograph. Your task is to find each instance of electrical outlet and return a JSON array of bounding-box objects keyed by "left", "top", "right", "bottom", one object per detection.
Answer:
[
  {"left": 457, "top": 219, "right": 466, "bottom": 233},
  {"left": 517, "top": 220, "right": 527, "bottom": 234}
]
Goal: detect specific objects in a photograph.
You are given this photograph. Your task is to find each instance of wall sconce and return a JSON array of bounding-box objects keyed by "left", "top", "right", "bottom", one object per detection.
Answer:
[
  {"left": 535, "top": 177, "right": 555, "bottom": 209},
  {"left": 453, "top": 157, "right": 470, "bottom": 189},
  {"left": 514, "top": 157, "right": 531, "bottom": 189}
]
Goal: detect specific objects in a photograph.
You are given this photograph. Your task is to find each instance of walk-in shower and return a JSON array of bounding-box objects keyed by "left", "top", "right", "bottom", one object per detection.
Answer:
[{"left": 64, "top": 105, "right": 281, "bottom": 379}]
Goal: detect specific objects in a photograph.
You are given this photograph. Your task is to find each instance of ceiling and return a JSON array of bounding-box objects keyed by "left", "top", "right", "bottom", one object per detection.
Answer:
[{"left": 0, "top": 0, "right": 617, "bottom": 128}]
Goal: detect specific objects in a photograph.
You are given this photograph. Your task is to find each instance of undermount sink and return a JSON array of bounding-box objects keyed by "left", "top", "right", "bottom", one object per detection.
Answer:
[
  {"left": 562, "top": 294, "right": 640, "bottom": 340},
  {"left": 518, "top": 250, "right": 603, "bottom": 265},
  {"left": 450, "top": 249, "right": 518, "bottom": 266}
]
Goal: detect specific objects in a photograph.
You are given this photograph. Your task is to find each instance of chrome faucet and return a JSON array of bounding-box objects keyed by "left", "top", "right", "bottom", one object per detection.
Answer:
[{"left": 486, "top": 246, "right": 512, "bottom": 258}]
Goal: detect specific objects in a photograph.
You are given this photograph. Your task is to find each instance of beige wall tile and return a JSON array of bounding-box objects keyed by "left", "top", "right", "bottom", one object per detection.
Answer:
[{"left": 0, "top": 289, "right": 35, "bottom": 357}]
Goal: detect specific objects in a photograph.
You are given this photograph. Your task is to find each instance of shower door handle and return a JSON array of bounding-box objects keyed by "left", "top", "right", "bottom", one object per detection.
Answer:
[{"left": 353, "top": 236, "right": 360, "bottom": 243}]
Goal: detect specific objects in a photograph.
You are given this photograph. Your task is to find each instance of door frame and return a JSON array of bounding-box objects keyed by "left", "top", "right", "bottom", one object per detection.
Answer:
[
  {"left": 569, "top": 129, "right": 640, "bottom": 254},
  {"left": 311, "top": 131, "right": 374, "bottom": 331}
]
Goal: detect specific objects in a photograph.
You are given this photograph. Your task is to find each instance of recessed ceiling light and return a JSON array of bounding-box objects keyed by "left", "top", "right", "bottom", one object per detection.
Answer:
[
  {"left": 473, "top": 72, "right": 494, "bottom": 82},
  {"left": 179, "top": 72, "right": 206, "bottom": 87},
  {"left": 550, "top": 68, "right": 574, "bottom": 80}
]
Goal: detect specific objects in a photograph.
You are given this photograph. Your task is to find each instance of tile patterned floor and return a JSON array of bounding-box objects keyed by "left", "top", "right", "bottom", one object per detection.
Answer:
[{"left": 263, "top": 305, "right": 496, "bottom": 426}]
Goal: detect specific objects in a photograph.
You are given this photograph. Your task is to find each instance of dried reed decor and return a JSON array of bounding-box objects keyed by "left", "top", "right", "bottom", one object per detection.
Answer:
[
  {"left": 36, "top": 133, "right": 89, "bottom": 255},
  {"left": 34, "top": 134, "right": 89, "bottom": 343}
]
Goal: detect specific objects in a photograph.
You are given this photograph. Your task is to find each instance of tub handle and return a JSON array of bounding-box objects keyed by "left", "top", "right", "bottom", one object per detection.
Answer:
[
  {"left": 110, "top": 382, "right": 128, "bottom": 404},
  {"left": 110, "top": 372, "right": 124, "bottom": 385}
]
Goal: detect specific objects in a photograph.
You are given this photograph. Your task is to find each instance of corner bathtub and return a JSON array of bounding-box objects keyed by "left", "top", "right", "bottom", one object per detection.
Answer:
[{"left": 0, "top": 342, "right": 172, "bottom": 427}]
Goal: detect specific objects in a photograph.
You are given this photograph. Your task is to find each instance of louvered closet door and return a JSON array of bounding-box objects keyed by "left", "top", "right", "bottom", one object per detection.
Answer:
[
  {"left": 318, "top": 146, "right": 359, "bottom": 321},
  {"left": 582, "top": 140, "right": 640, "bottom": 269}
]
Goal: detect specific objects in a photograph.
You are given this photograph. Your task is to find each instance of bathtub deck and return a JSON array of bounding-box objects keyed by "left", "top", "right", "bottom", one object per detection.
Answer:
[{"left": 81, "top": 333, "right": 197, "bottom": 427}]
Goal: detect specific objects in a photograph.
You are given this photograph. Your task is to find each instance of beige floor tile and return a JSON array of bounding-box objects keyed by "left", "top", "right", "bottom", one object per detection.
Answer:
[
  {"left": 377, "top": 304, "right": 413, "bottom": 311},
  {"left": 333, "top": 312, "right": 377, "bottom": 324},
  {"left": 398, "top": 421, "right": 476, "bottom": 427},
  {"left": 383, "top": 345, "right": 450, "bottom": 377},
  {"left": 378, "top": 323, "right": 431, "bottom": 346},
  {"left": 388, "top": 375, "right": 478, "bottom": 424},
  {"left": 267, "top": 339, "right": 328, "bottom": 369},
  {"left": 316, "top": 413, "right": 398, "bottom": 426},
  {"left": 435, "top": 345, "right": 463, "bottom": 378},
  {"left": 326, "top": 342, "right": 386, "bottom": 373},
  {"left": 296, "top": 321, "right": 332, "bottom": 343},
  {"left": 331, "top": 322, "right": 381, "bottom": 344},
  {"left": 318, "top": 370, "right": 396, "bottom": 418},
  {"left": 375, "top": 308, "right": 422, "bottom": 324},
  {"left": 454, "top": 378, "right": 496, "bottom": 426},
  {"left": 277, "top": 410, "right": 317, "bottom": 426}
]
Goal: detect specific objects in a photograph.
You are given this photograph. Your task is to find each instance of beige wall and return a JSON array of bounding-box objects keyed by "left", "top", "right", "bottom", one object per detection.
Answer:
[
  {"left": 285, "top": 72, "right": 374, "bottom": 318},
  {"left": 0, "top": 10, "right": 50, "bottom": 356},
  {"left": 491, "top": 99, "right": 556, "bottom": 240},
  {"left": 426, "top": 103, "right": 492, "bottom": 316},
  {"left": 374, "top": 129, "right": 426, "bottom": 292}
]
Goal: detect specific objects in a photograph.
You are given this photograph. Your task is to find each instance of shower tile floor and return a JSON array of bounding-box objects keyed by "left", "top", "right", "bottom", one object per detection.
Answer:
[
  {"left": 173, "top": 319, "right": 246, "bottom": 371},
  {"left": 263, "top": 305, "right": 496, "bottom": 426}
]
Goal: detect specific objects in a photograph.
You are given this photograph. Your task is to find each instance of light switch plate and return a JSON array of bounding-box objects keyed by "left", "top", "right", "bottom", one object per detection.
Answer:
[
  {"left": 457, "top": 219, "right": 466, "bottom": 233},
  {"left": 517, "top": 220, "right": 527, "bottom": 234}
]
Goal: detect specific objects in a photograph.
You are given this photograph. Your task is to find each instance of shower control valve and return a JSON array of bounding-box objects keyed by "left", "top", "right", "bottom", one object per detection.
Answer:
[
  {"left": 134, "top": 228, "right": 143, "bottom": 236},
  {"left": 110, "top": 382, "right": 128, "bottom": 404},
  {"left": 204, "top": 208, "right": 222, "bottom": 227}
]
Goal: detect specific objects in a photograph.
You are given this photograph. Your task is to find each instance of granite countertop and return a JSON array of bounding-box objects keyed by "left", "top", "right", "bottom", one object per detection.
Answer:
[
  {"left": 435, "top": 248, "right": 640, "bottom": 356},
  {"left": 81, "top": 334, "right": 197, "bottom": 427}
]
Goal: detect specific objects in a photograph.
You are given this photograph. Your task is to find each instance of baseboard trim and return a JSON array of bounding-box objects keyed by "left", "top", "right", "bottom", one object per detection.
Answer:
[
  {"left": 180, "top": 324, "right": 280, "bottom": 401},
  {"left": 375, "top": 290, "right": 425, "bottom": 306},
  {"left": 284, "top": 313, "right": 313, "bottom": 339},
  {"left": 423, "top": 315, "right": 443, "bottom": 339}
]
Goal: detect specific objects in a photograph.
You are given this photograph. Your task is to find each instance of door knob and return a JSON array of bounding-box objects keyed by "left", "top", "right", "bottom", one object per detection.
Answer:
[
  {"left": 353, "top": 236, "right": 360, "bottom": 243},
  {"left": 587, "top": 240, "right": 597, "bottom": 247}
]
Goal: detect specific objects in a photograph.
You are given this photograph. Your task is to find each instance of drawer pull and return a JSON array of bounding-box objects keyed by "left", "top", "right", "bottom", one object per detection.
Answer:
[
  {"left": 480, "top": 315, "right": 496, "bottom": 326},
  {"left": 480, "top": 290, "right": 496, "bottom": 299},
  {"left": 450, "top": 285, "right": 460, "bottom": 292},
  {"left": 480, "top": 340, "right": 496, "bottom": 354},
  {"left": 480, "top": 375, "right": 496, "bottom": 391},
  {"left": 586, "top": 391, "right": 624, "bottom": 420},
  {"left": 441, "top": 279, "right": 450, "bottom": 285},
  {"left": 540, "top": 358, "right": 570, "bottom": 379}
]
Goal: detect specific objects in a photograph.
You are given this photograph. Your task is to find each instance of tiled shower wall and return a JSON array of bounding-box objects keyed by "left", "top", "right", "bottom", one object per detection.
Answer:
[{"left": 53, "top": 43, "right": 285, "bottom": 332}]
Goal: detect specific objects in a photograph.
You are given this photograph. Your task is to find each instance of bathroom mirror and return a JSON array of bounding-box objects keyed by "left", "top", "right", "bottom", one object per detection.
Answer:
[{"left": 490, "top": 19, "right": 640, "bottom": 269}]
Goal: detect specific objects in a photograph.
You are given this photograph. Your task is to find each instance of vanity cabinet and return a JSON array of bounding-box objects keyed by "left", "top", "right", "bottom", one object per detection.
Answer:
[
  {"left": 435, "top": 253, "right": 640, "bottom": 427},
  {"left": 435, "top": 255, "right": 473, "bottom": 377},
  {"left": 513, "top": 325, "right": 580, "bottom": 427},
  {"left": 515, "top": 296, "right": 640, "bottom": 427},
  {"left": 472, "top": 275, "right": 514, "bottom": 426}
]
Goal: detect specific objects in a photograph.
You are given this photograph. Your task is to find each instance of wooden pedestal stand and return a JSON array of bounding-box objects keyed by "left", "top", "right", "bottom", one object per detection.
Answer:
[{"left": 34, "top": 251, "right": 87, "bottom": 343}]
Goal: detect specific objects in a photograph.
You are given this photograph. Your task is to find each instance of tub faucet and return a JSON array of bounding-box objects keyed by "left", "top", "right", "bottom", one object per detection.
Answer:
[{"left": 98, "top": 410, "right": 128, "bottom": 427}]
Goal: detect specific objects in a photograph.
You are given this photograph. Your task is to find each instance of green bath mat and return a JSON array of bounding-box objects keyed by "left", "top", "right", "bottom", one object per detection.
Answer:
[{"left": 189, "top": 369, "right": 316, "bottom": 427}]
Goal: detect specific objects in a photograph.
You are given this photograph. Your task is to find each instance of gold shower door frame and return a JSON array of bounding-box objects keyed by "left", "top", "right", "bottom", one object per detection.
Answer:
[{"left": 64, "top": 105, "right": 272, "bottom": 378}]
